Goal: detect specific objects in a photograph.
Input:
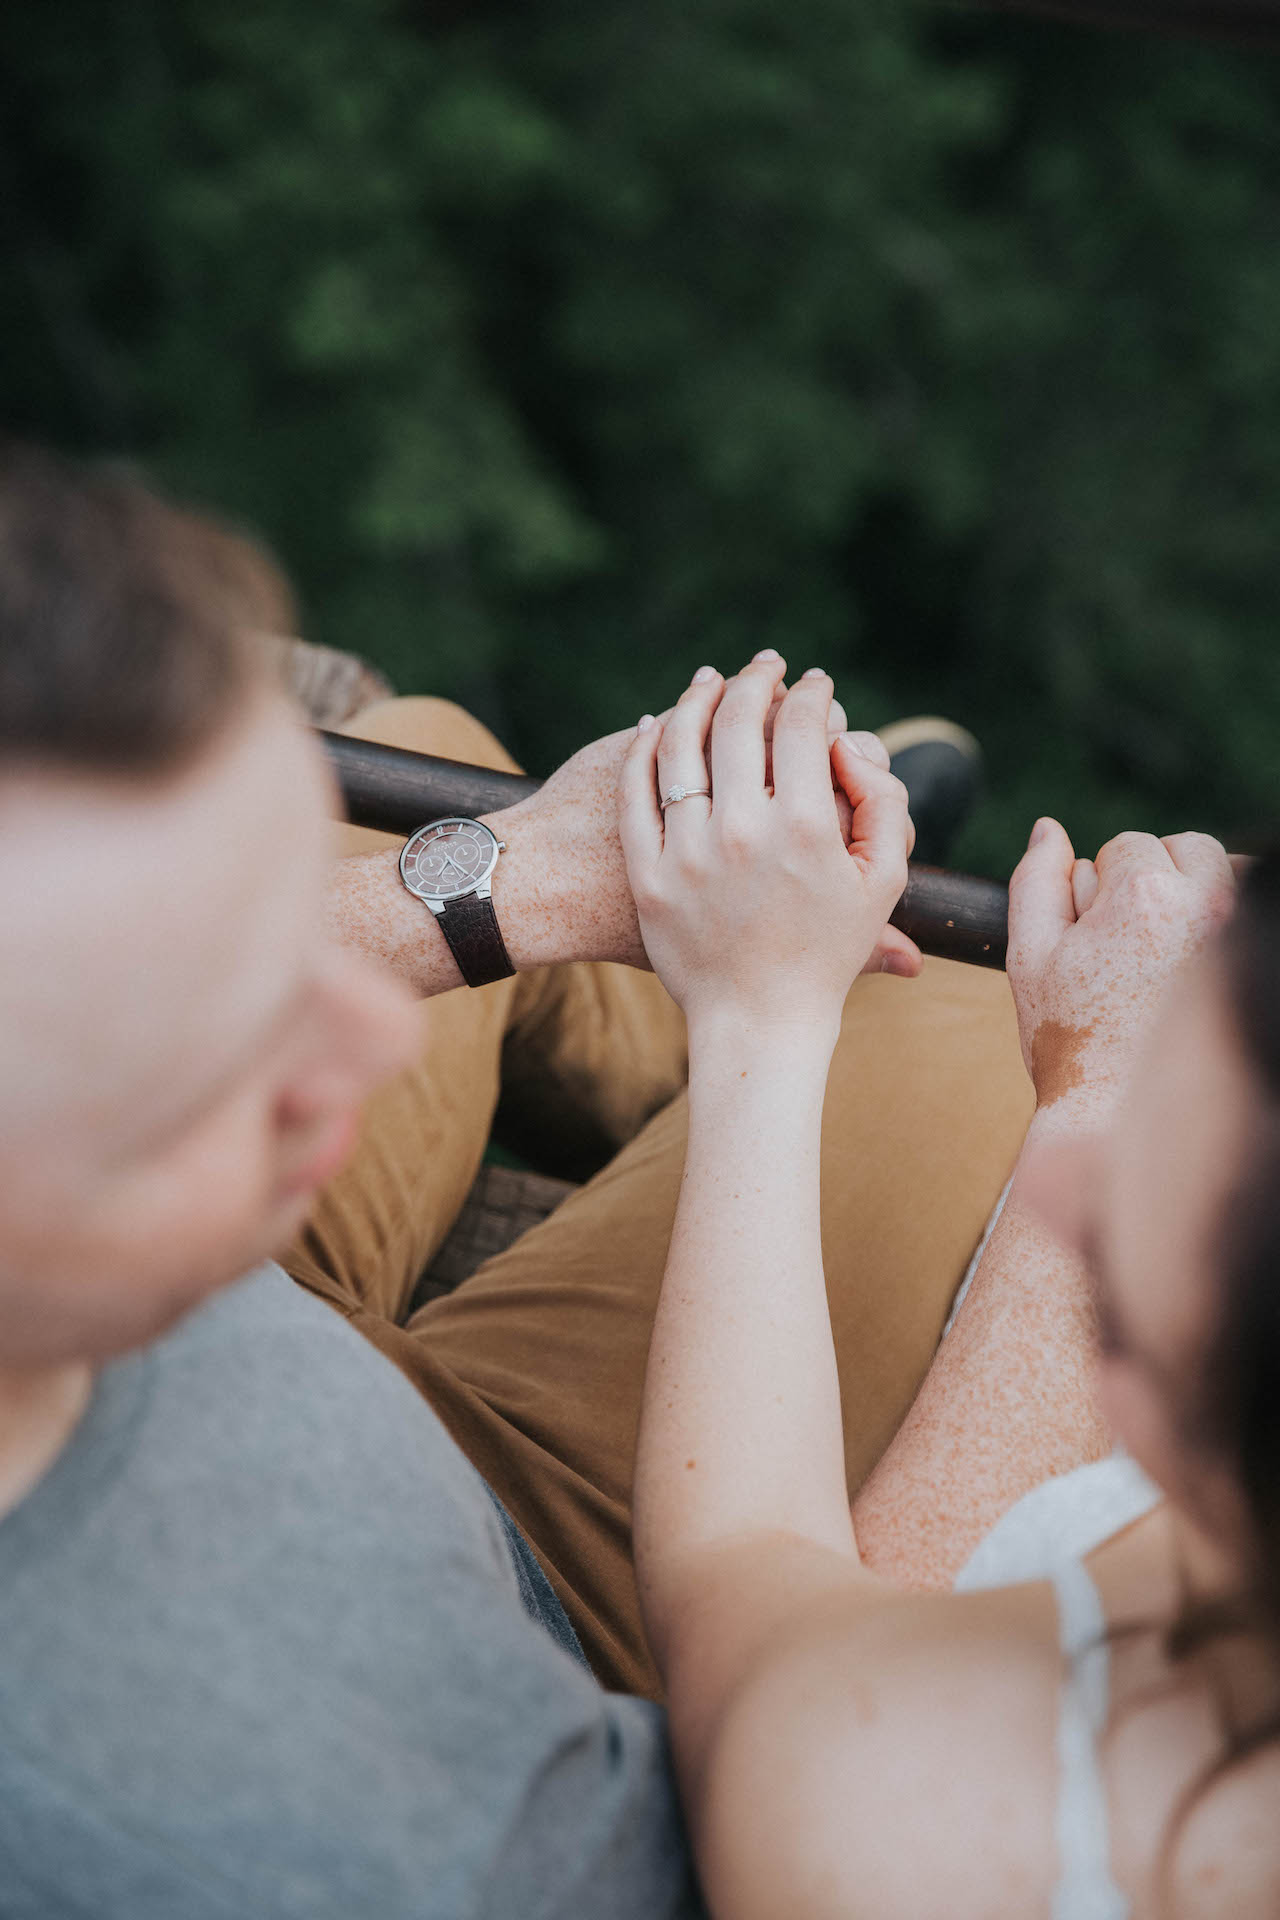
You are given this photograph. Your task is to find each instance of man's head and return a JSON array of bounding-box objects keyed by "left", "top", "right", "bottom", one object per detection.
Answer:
[{"left": 0, "top": 444, "right": 414, "bottom": 1365}]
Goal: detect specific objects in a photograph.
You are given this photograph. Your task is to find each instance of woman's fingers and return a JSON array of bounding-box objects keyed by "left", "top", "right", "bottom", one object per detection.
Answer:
[
  {"left": 771, "top": 671, "right": 842, "bottom": 827},
  {"left": 863, "top": 924, "right": 924, "bottom": 979},
  {"left": 838, "top": 727, "right": 890, "bottom": 771},
  {"left": 655, "top": 667, "right": 722, "bottom": 842},
  {"left": 830, "top": 733, "right": 911, "bottom": 903},
  {"left": 762, "top": 684, "right": 847, "bottom": 789},
  {"left": 709, "top": 652, "right": 788, "bottom": 810},
  {"left": 831, "top": 730, "right": 916, "bottom": 859},
  {"left": 619, "top": 713, "right": 665, "bottom": 889}
]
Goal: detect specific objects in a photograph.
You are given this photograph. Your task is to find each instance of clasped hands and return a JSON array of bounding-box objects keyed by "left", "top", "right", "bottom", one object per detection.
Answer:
[{"left": 488, "top": 651, "right": 921, "bottom": 1015}]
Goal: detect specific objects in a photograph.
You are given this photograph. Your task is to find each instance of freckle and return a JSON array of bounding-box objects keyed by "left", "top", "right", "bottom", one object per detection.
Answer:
[
  {"left": 686, "top": 1459, "right": 696, "bottom": 1470},
  {"left": 740, "top": 1070, "right": 748, "bottom": 1078}
]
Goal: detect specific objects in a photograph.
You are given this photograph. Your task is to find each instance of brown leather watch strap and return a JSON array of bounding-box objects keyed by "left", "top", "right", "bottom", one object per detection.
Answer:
[{"left": 436, "top": 890, "right": 516, "bottom": 988}]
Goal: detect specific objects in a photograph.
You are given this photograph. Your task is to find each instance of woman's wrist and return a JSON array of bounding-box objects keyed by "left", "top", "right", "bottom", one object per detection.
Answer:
[{"left": 686, "top": 1000, "right": 843, "bottom": 1074}]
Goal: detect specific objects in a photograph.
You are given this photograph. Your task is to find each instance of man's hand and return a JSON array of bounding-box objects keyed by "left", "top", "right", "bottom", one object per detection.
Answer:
[
  {"left": 483, "top": 662, "right": 854, "bottom": 972},
  {"left": 481, "top": 723, "right": 652, "bottom": 969}
]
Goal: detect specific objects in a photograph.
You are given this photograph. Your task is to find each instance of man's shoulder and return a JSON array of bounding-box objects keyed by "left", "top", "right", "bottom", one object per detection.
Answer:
[
  {"left": 0, "top": 1264, "right": 702, "bottom": 1920},
  {"left": 160, "top": 1258, "right": 363, "bottom": 1359},
  {"left": 150, "top": 1262, "right": 467, "bottom": 1483}
]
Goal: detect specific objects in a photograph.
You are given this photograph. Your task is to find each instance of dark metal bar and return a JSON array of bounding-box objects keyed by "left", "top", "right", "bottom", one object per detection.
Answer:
[
  {"left": 891, "top": 864, "right": 1009, "bottom": 970},
  {"left": 321, "top": 730, "right": 1011, "bottom": 970},
  {"left": 320, "top": 731, "right": 539, "bottom": 830}
]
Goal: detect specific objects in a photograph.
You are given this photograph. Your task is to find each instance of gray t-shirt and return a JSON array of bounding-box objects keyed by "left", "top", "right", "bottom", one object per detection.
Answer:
[{"left": 0, "top": 1266, "right": 703, "bottom": 1920}]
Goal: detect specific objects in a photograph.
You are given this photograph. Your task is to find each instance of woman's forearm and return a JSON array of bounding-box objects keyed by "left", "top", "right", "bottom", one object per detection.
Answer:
[{"left": 634, "top": 1012, "right": 858, "bottom": 1656}]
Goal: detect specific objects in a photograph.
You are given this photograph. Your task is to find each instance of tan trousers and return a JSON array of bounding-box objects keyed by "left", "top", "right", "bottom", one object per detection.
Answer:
[{"left": 283, "top": 696, "right": 1034, "bottom": 1698}]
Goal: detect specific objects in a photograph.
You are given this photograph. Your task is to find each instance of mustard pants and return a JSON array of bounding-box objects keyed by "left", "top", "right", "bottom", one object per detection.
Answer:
[{"left": 283, "top": 696, "right": 1033, "bottom": 1697}]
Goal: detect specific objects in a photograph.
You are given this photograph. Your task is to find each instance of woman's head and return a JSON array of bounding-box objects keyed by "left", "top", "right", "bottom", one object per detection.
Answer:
[
  {"left": 1197, "top": 850, "right": 1280, "bottom": 1624},
  {"left": 1033, "top": 848, "right": 1280, "bottom": 1606}
]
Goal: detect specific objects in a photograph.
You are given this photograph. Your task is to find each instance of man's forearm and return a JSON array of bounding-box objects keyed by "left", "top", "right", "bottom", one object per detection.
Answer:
[{"left": 323, "top": 794, "right": 645, "bottom": 996}]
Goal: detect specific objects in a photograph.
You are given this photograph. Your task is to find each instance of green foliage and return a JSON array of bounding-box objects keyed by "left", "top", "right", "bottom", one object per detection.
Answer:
[{"left": 2, "top": 0, "right": 1278, "bottom": 873}]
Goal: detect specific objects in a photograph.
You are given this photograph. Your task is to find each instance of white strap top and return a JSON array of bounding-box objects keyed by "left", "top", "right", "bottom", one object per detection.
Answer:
[
  {"left": 1050, "top": 1557, "right": 1129, "bottom": 1920},
  {"left": 954, "top": 1455, "right": 1160, "bottom": 1920}
]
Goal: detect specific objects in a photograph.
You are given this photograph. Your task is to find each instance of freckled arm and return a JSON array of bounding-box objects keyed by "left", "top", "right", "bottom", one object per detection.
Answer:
[{"left": 850, "top": 1102, "right": 1110, "bottom": 1590}]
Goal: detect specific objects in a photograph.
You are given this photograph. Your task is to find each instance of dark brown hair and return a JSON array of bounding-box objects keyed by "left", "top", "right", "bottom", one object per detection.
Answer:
[
  {"left": 0, "top": 440, "right": 287, "bottom": 778},
  {"left": 1201, "top": 850, "right": 1280, "bottom": 1631},
  {"left": 1144, "top": 847, "right": 1280, "bottom": 1899}
]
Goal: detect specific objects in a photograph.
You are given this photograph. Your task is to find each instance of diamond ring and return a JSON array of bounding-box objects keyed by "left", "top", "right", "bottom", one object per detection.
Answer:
[{"left": 660, "top": 785, "right": 712, "bottom": 812}]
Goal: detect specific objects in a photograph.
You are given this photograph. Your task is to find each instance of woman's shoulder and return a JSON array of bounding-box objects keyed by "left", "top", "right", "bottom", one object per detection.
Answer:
[
  {"left": 696, "top": 1536, "right": 1280, "bottom": 1920},
  {"left": 1157, "top": 1739, "right": 1280, "bottom": 1919},
  {"left": 694, "top": 1580, "right": 1063, "bottom": 1920}
]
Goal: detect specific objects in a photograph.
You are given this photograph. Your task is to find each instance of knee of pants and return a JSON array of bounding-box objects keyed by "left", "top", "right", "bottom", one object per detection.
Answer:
[{"left": 339, "top": 694, "right": 525, "bottom": 778}]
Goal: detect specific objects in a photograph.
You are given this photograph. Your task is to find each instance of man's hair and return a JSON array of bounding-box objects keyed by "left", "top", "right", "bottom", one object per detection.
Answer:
[{"left": 0, "top": 440, "right": 289, "bottom": 778}]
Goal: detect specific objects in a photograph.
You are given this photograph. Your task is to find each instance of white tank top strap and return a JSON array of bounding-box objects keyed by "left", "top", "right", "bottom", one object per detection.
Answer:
[
  {"left": 953, "top": 1460, "right": 1160, "bottom": 1919},
  {"left": 1050, "top": 1558, "right": 1129, "bottom": 1920}
]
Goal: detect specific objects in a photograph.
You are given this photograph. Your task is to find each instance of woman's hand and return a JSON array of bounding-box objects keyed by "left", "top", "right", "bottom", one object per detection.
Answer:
[
  {"left": 1007, "top": 818, "right": 1236, "bottom": 1127},
  {"left": 619, "top": 655, "right": 917, "bottom": 1035},
  {"left": 478, "top": 665, "right": 853, "bottom": 974}
]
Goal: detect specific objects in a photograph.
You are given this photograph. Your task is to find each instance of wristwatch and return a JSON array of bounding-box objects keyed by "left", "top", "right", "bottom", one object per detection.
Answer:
[{"left": 399, "top": 817, "right": 515, "bottom": 988}]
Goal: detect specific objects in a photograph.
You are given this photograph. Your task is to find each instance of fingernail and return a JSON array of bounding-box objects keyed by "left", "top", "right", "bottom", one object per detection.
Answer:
[
  {"left": 802, "top": 667, "right": 827, "bottom": 681},
  {"left": 840, "top": 731, "right": 869, "bottom": 758},
  {"left": 637, "top": 714, "right": 654, "bottom": 734},
  {"left": 691, "top": 665, "right": 717, "bottom": 685},
  {"left": 881, "top": 951, "right": 917, "bottom": 978},
  {"left": 1030, "top": 817, "right": 1052, "bottom": 846},
  {"left": 753, "top": 648, "right": 781, "bottom": 662}
]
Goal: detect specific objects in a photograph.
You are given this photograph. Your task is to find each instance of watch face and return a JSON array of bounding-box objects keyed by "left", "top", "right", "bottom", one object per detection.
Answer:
[{"left": 400, "top": 818, "right": 500, "bottom": 903}]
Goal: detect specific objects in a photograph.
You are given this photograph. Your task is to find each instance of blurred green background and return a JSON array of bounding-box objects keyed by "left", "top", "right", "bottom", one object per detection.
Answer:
[{"left": 2, "top": 0, "right": 1278, "bottom": 876}]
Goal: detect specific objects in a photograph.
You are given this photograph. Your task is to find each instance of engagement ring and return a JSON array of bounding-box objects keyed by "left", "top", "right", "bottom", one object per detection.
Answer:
[{"left": 660, "top": 785, "right": 712, "bottom": 812}]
